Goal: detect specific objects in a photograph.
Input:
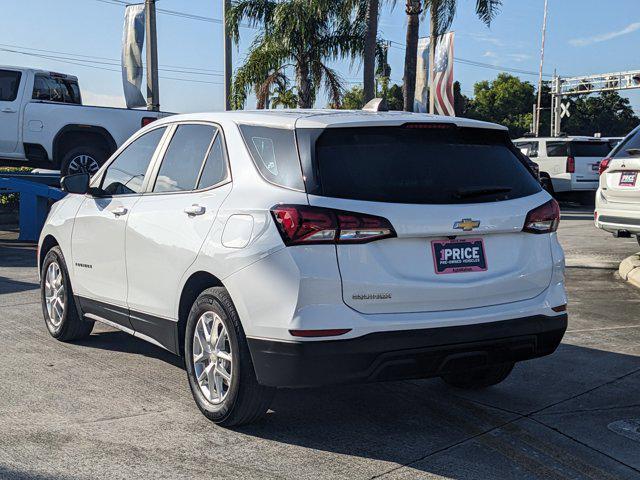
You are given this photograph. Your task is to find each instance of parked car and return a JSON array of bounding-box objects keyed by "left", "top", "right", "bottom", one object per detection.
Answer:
[
  {"left": 595, "top": 125, "right": 640, "bottom": 243},
  {"left": 0, "top": 66, "right": 170, "bottom": 176},
  {"left": 514, "top": 136, "right": 612, "bottom": 203},
  {"left": 39, "top": 109, "right": 568, "bottom": 426},
  {"left": 603, "top": 136, "right": 624, "bottom": 151}
]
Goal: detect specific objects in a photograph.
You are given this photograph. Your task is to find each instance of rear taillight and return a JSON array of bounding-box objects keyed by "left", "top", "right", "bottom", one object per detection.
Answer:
[
  {"left": 271, "top": 205, "right": 396, "bottom": 246},
  {"left": 599, "top": 157, "right": 612, "bottom": 175},
  {"left": 523, "top": 199, "right": 560, "bottom": 234},
  {"left": 566, "top": 156, "right": 575, "bottom": 173},
  {"left": 141, "top": 117, "right": 157, "bottom": 128}
]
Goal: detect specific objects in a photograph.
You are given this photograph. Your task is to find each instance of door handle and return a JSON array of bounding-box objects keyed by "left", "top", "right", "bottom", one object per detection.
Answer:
[
  {"left": 184, "top": 205, "right": 206, "bottom": 216},
  {"left": 111, "top": 207, "right": 128, "bottom": 217},
  {"left": 1, "top": 108, "right": 16, "bottom": 113}
]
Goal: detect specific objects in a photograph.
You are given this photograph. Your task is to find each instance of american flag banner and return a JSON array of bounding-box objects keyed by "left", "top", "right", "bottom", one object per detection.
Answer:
[
  {"left": 414, "top": 37, "right": 430, "bottom": 113},
  {"left": 432, "top": 31, "right": 455, "bottom": 116}
]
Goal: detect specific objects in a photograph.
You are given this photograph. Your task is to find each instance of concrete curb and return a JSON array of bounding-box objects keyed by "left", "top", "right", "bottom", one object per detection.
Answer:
[{"left": 619, "top": 253, "right": 640, "bottom": 289}]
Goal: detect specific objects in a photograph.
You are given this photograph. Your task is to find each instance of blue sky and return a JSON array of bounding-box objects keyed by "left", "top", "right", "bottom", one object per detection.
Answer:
[{"left": 1, "top": 0, "right": 639, "bottom": 116}]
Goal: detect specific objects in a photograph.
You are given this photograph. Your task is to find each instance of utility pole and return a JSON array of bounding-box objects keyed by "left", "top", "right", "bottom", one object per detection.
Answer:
[
  {"left": 145, "top": 0, "right": 160, "bottom": 111},
  {"left": 223, "top": 0, "right": 232, "bottom": 111},
  {"left": 534, "top": 0, "right": 548, "bottom": 136}
]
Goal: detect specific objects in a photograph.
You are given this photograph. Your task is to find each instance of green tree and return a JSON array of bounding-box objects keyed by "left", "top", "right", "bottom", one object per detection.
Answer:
[
  {"left": 339, "top": 83, "right": 404, "bottom": 110},
  {"left": 466, "top": 73, "right": 535, "bottom": 137},
  {"left": 227, "top": 0, "right": 364, "bottom": 109},
  {"left": 270, "top": 82, "right": 298, "bottom": 109},
  {"left": 564, "top": 91, "right": 639, "bottom": 137}
]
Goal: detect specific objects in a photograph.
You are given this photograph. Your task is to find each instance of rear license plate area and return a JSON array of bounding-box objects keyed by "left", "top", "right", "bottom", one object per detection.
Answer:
[
  {"left": 431, "top": 238, "right": 487, "bottom": 275},
  {"left": 620, "top": 172, "right": 637, "bottom": 186}
]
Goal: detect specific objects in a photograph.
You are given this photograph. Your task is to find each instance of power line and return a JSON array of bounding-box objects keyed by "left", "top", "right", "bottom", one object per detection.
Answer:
[
  {"left": 0, "top": 43, "right": 224, "bottom": 77},
  {"left": 0, "top": 46, "right": 223, "bottom": 85},
  {"left": 387, "top": 40, "right": 552, "bottom": 78},
  {"left": 93, "top": 0, "right": 255, "bottom": 28}
]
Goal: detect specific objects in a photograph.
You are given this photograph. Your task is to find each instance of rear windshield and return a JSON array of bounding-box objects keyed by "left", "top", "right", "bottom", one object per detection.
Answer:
[
  {"left": 569, "top": 142, "right": 611, "bottom": 157},
  {"left": 612, "top": 127, "right": 640, "bottom": 159},
  {"left": 312, "top": 126, "right": 541, "bottom": 204},
  {"left": 32, "top": 74, "right": 81, "bottom": 104}
]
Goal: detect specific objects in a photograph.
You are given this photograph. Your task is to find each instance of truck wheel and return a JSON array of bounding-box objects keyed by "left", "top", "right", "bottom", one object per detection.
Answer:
[
  {"left": 441, "top": 362, "right": 514, "bottom": 390},
  {"left": 41, "top": 246, "right": 94, "bottom": 341},
  {"left": 185, "top": 287, "right": 275, "bottom": 427},
  {"left": 60, "top": 145, "right": 107, "bottom": 177}
]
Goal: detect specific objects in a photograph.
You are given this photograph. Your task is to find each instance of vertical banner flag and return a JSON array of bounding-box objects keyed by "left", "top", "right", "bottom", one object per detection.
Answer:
[
  {"left": 433, "top": 31, "right": 455, "bottom": 116},
  {"left": 414, "top": 37, "right": 430, "bottom": 113},
  {"left": 122, "top": 4, "right": 146, "bottom": 109}
]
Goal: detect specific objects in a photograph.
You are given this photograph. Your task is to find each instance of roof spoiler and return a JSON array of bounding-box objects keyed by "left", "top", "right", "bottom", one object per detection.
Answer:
[{"left": 362, "top": 98, "right": 389, "bottom": 112}]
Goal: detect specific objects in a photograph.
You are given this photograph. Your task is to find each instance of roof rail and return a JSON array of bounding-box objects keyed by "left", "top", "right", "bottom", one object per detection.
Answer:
[{"left": 362, "top": 98, "right": 389, "bottom": 112}]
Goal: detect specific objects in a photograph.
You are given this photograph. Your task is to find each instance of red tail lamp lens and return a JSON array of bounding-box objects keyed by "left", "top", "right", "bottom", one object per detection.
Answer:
[{"left": 523, "top": 199, "right": 560, "bottom": 234}]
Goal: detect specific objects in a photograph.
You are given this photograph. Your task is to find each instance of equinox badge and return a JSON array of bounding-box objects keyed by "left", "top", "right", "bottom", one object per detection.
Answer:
[{"left": 453, "top": 219, "right": 481, "bottom": 231}]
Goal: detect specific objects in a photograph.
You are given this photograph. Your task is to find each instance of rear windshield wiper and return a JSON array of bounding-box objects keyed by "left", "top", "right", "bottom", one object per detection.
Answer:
[
  {"left": 626, "top": 148, "right": 640, "bottom": 156},
  {"left": 455, "top": 186, "right": 512, "bottom": 199}
]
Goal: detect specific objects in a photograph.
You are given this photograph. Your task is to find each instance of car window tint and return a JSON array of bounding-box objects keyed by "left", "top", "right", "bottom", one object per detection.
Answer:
[
  {"left": 546, "top": 141, "right": 568, "bottom": 157},
  {"left": 612, "top": 127, "right": 640, "bottom": 158},
  {"left": 239, "top": 125, "right": 304, "bottom": 190},
  {"left": 312, "top": 126, "right": 541, "bottom": 205},
  {"left": 198, "top": 133, "right": 229, "bottom": 189},
  {"left": 515, "top": 141, "right": 538, "bottom": 157},
  {"left": 102, "top": 127, "right": 166, "bottom": 195},
  {"left": 153, "top": 124, "right": 216, "bottom": 193},
  {"left": 569, "top": 142, "right": 611, "bottom": 157},
  {"left": 0, "top": 70, "right": 21, "bottom": 101}
]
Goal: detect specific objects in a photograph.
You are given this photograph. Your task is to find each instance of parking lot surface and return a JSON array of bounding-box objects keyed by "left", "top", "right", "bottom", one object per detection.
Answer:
[{"left": 1, "top": 206, "right": 639, "bottom": 480}]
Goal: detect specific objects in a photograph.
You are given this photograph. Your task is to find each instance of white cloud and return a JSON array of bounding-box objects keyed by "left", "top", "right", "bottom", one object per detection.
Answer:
[
  {"left": 483, "top": 50, "right": 498, "bottom": 58},
  {"left": 81, "top": 91, "right": 126, "bottom": 108},
  {"left": 570, "top": 22, "right": 640, "bottom": 47},
  {"left": 506, "top": 53, "right": 531, "bottom": 62}
]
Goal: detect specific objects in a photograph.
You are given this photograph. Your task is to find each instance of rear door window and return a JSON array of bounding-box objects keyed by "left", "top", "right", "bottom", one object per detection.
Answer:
[
  {"left": 197, "top": 134, "right": 229, "bottom": 189},
  {"left": 515, "top": 141, "right": 538, "bottom": 157},
  {"left": 569, "top": 142, "right": 611, "bottom": 157},
  {"left": 239, "top": 125, "right": 304, "bottom": 190},
  {"left": 0, "top": 70, "right": 21, "bottom": 101},
  {"left": 546, "top": 141, "right": 568, "bottom": 157},
  {"left": 311, "top": 126, "right": 541, "bottom": 204},
  {"left": 153, "top": 124, "right": 216, "bottom": 193}
]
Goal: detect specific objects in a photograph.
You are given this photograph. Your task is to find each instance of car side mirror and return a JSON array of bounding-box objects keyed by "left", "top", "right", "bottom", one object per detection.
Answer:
[{"left": 60, "top": 173, "right": 90, "bottom": 195}]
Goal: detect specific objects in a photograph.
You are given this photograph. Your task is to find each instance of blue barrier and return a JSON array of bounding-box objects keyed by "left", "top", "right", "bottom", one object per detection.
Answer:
[{"left": 0, "top": 176, "right": 66, "bottom": 242}]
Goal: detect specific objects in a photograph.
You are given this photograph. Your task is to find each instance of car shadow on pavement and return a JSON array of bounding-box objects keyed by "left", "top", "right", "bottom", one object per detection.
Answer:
[
  {"left": 230, "top": 343, "right": 640, "bottom": 478},
  {"left": 76, "top": 329, "right": 184, "bottom": 369}
]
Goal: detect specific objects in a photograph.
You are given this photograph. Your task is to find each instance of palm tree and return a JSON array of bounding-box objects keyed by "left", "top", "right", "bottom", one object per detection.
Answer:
[
  {"left": 226, "top": 0, "right": 365, "bottom": 109},
  {"left": 270, "top": 82, "right": 299, "bottom": 109},
  {"left": 362, "top": 0, "right": 380, "bottom": 102},
  {"left": 403, "top": 0, "right": 423, "bottom": 111},
  {"left": 402, "top": 0, "right": 502, "bottom": 112}
]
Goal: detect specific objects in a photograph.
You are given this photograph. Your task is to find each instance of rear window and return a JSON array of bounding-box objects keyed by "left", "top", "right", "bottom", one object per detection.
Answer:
[
  {"left": 32, "top": 74, "right": 81, "bottom": 104},
  {"left": 312, "top": 126, "right": 541, "bottom": 205},
  {"left": 612, "top": 127, "right": 640, "bottom": 159},
  {"left": 0, "top": 69, "right": 21, "bottom": 101},
  {"left": 569, "top": 142, "right": 611, "bottom": 157}
]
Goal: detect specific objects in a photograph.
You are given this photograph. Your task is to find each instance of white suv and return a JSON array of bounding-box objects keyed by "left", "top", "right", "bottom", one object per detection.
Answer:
[
  {"left": 39, "top": 110, "right": 568, "bottom": 426},
  {"left": 514, "top": 136, "right": 612, "bottom": 201}
]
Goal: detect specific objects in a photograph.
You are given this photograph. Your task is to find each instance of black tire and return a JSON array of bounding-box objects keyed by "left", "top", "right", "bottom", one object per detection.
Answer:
[
  {"left": 185, "top": 287, "right": 274, "bottom": 427},
  {"left": 441, "top": 362, "right": 514, "bottom": 390},
  {"left": 40, "top": 246, "right": 94, "bottom": 341},
  {"left": 60, "top": 145, "right": 107, "bottom": 177},
  {"left": 540, "top": 174, "right": 555, "bottom": 196}
]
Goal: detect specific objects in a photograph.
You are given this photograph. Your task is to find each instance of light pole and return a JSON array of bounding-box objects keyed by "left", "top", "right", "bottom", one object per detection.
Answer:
[
  {"left": 145, "top": 0, "right": 160, "bottom": 111},
  {"left": 534, "top": 0, "right": 548, "bottom": 136},
  {"left": 223, "top": 0, "right": 233, "bottom": 111}
]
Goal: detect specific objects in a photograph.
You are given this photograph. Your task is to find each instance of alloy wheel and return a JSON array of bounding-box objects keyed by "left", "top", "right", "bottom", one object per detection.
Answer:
[
  {"left": 192, "top": 311, "right": 233, "bottom": 405},
  {"left": 44, "top": 261, "right": 65, "bottom": 328},
  {"left": 68, "top": 155, "right": 100, "bottom": 175}
]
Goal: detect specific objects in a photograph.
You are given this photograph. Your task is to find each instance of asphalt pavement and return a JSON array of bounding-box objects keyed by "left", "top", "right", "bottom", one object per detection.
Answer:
[{"left": 0, "top": 206, "right": 639, "bottom": 480}]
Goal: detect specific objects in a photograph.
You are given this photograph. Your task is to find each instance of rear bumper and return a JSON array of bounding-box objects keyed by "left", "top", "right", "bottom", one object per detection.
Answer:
[
  {"left": 595, "top": 196, "right": 640, "bottom": 234},
  {"left": 247, "top": 314, "right": 567, "bottom": 388}
]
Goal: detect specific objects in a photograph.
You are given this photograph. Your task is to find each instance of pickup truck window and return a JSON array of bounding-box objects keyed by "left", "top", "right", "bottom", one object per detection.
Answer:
[
  {"left": 0, "top": 70, "right": 22, "bottom": 101},
  {"left": 101, "top": 127, "right": 167, "bottom": 196},
  {"left": 32, "top": 74, "right": 81, "bottom": 104}
]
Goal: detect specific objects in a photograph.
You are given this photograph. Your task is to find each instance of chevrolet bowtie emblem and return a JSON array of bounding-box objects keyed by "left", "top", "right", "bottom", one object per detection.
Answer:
[{"left": 453, "top": 219, "right": 481, "bottom": 231}]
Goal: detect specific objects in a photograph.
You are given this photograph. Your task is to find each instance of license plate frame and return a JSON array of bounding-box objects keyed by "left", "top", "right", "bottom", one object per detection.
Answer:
[
  {"left": 620, "top": 171, "right": 638, "bottom": 187},
  {"left": 431, "top": 238, "right": 487, "bottom": 275}
]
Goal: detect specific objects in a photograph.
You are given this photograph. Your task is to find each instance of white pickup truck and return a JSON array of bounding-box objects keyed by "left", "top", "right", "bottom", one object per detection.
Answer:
[{"left": 0, "top": 66, "right": 170, "bottom": 176}]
